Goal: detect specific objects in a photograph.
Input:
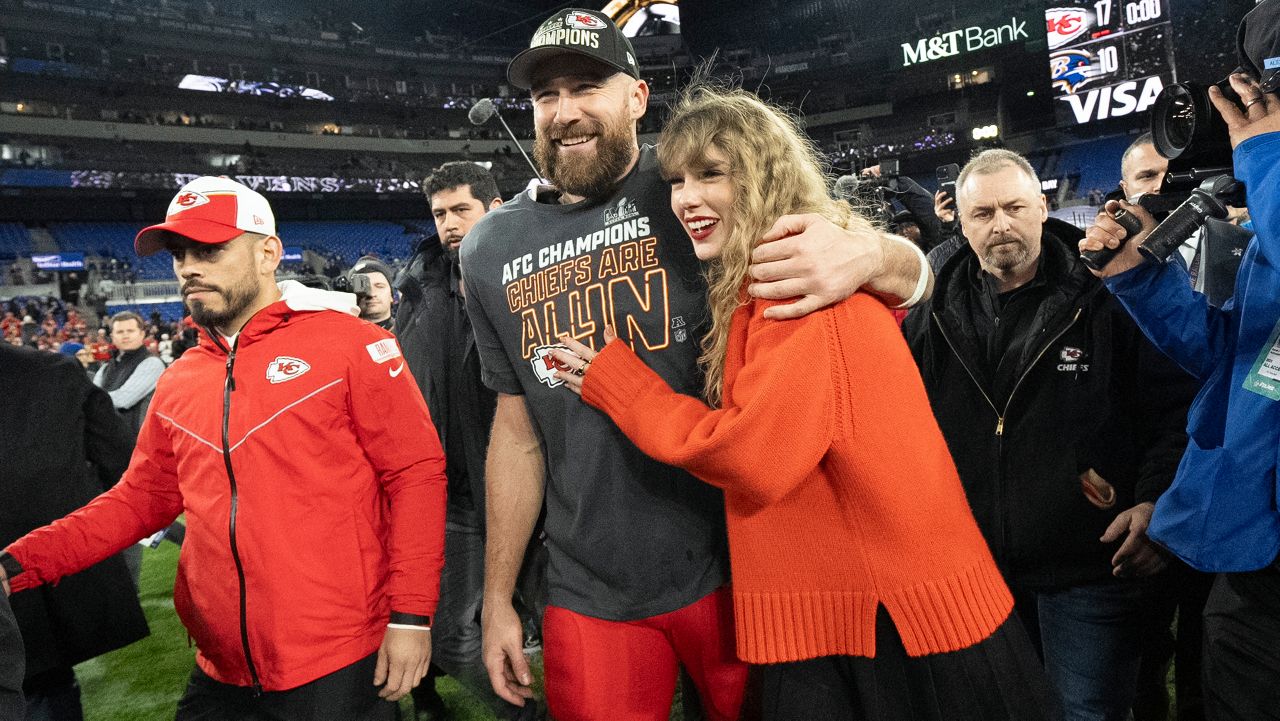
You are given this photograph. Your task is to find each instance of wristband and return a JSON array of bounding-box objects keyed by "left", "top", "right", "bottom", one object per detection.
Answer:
[
  {"left": 0, "top": 551, "right": 23, "bottom": 579},
  {"left": 387, "top": 623, "right": 432, "bottom": 632},
  {"left": 889, "top": 235, "right": 930, "bottom": 309},
  {"left": 389, "top": 611, "right": 432, "bottom": 629}
]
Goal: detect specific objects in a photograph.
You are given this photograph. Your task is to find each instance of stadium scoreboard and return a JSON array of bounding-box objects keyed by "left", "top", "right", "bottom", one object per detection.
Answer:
[{"left": 1047, "top": 0, "right": 1176, "bottom": 126}]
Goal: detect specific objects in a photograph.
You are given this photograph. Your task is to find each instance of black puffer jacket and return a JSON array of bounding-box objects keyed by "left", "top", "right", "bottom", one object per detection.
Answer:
[
  {"left": 394, "top": 236, "right": 495, "bottom": 516},
  {"left": 903, "top": 224, "right": 1197, "bottom": 591}
]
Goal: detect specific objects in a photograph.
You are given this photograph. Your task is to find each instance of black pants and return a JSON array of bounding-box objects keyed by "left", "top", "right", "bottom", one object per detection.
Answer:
[
  {"left": 1202, "top": 558, "right": 1280, "bottom": 721},
  {"left": 759, "top": 607, "right": 1058, "bottom": 721},
  {"left": 173, "top": 653, "right": 393, "bottom": 721},
  {"left": 1133, "top": 563, "right": 1213, "bottom": 721}
]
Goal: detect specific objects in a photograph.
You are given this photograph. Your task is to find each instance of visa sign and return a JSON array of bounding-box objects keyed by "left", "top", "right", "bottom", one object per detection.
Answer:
[
  {"left": 1062, "top": 76, "right": 1164, "bottom": 124},
  {"left": 901, "top": 17, "right": 1029, "bottom": 67}
]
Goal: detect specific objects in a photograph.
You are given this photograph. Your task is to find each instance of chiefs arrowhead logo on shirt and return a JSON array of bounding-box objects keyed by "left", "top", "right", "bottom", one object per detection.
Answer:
[
  {"left": 266, "top": 356, "right": 311, "bottom": 384},
  {"left": 530, "top": 344, "right": 579, "bottom": 388}
]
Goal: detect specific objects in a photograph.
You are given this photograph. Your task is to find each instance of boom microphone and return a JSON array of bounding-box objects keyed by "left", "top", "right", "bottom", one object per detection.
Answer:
[
  {"left": 467, "top": 98, "right": 496, "bottom": 126},
  {"left": 469, "top": 98, "right": 542, "bottom": 182},
  {"left": 833, "top": 174, "right": 859, "bottom": 202}
]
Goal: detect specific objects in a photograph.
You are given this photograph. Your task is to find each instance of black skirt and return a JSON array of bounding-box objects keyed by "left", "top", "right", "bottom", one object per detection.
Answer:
[{"left": 758, "top": 606, "right": 1060, "bottom": 721}]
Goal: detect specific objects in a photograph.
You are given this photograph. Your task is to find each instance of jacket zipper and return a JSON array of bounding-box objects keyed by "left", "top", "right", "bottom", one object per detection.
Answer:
[
  {"left": 219, "top": 339, "right": 262, "bottom": 695},
  {"left": 932, "top": 308, "right": 1084, "bottom": 436},
  {"left": 932, "top": 306, "right": 1084, "bottom": 566}
]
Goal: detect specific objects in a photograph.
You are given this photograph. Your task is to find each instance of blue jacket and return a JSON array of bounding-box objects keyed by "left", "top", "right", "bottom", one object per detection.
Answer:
[{"left": 1105, "top": 131, "right": 1280, "bottom": 572}]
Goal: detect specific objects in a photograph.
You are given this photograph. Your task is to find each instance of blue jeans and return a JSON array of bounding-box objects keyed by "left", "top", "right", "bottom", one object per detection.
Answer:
[{"left": 1014, "top": 580, "right": 1150, "bottom": 721}]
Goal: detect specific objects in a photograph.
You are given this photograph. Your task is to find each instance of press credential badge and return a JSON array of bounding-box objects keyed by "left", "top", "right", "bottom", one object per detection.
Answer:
[{"left": 1243, "top": 318, "right": 1280, "bottom": 401}]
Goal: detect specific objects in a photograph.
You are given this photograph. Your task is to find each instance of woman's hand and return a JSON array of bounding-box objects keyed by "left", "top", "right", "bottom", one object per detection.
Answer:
[{"left": 551, "top": 326, "right": 617, "bottom": 395}]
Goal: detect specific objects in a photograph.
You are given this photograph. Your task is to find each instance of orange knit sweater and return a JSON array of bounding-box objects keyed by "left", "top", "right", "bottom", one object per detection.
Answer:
[{"left": 582, "top": 292, "right": 1013, "bottom": 663}]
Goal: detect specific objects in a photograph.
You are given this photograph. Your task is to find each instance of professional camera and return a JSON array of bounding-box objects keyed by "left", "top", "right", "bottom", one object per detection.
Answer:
[
  {"left": 331, "top": 272, "right": 371, "bottom": 299},
  {"left": 835, "top": 160, "right": 909, "bottom": 227},
  {"left": 1082, "top": 1, "right": 1274, "bottom": 271}
]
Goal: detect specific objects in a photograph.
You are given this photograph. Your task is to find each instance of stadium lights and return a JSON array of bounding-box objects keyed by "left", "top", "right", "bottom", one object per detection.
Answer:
[{"left": 971, "top": 124, "right": 999, "bottom": 140}]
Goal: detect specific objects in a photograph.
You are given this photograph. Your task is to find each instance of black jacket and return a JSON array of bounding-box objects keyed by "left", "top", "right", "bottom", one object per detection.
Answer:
[
  {"left": 903, "top": 223, "right": 1196, "bottom": 591},
  {"left": 0, "top": 594, "right": 22, "bottom": 718},
  {"left": 0, "top": 344, "right": 148, "bottom": 677},
  {"left": 394, "top": 236, "right": 495, "bottom": 517}
]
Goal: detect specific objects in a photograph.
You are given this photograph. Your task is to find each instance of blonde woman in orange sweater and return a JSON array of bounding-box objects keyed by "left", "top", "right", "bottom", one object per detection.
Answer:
[{"left": 549, "top": 85, "right": 1057, "bottom": 720}]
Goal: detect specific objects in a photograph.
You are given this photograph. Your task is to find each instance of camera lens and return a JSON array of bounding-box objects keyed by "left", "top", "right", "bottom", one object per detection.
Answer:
[
  {"left": 1153, "top": 83, "right": 1198, "bottom": 159},
  {"left": 1150, "top": 81, "right": 1234, "bottom": 167}
]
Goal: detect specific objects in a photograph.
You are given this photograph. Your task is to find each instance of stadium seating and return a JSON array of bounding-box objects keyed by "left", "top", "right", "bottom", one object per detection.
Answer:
[
  {"left": 277, "top": 221, "right": 419, "bottom": 265},
  {"left": 45, "top": 220, "right": 425, "bottom": 274},
  {"left": 0, "top": 223, "right": 33, "bottom": 260},
  {"left": 104, "top": 299, "right": 186, "bottom": 322}
]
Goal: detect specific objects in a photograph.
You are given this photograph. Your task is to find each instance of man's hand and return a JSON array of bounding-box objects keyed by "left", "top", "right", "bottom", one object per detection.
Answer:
[
  {"left": 1209, "top": 73, "right": 1280, "bottom": 148},
  {"left": 373, "top": 626, "right": 431, "bottom": 702},
  {"left": 482, "top": 600, "right": 535, "bottom": 706},
  {"left": 749, "top": 214, "right": 886, "bottom": 320},
  {"left": 1100, "top": 502, "right": 1168, "bottom": 578},
  {"left": 1080, "top": 200, "right": 1158, "bottom": 278},
  {"left": 1, "top": 568, "right": 8, "bottom": 597},
  {"left": 934, "top": 190, "right": 956, "bottom": 224}
]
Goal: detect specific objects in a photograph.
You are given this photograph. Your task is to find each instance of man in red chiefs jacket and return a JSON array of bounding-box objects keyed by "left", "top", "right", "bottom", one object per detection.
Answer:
[{"left": 0, "top": 176, "right": 448, "bottom": 720}]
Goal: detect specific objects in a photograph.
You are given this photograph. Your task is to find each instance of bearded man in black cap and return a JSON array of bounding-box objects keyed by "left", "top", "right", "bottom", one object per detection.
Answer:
[{"left": 461, "top": 8, "right": 935, "bottom": 721}]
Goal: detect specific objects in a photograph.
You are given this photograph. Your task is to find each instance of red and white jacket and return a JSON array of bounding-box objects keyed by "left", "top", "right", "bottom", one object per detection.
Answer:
[{"left": 4, "top": 282, "right": 447, "bottom": 691}]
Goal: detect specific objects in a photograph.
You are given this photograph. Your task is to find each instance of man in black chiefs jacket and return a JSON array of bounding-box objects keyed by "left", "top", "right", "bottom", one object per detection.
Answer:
[{"left": 903, "top": 149, "right": 1196, "bottom": 720}]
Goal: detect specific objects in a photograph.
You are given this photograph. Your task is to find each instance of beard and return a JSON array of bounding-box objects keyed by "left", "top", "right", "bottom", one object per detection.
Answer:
[
  {"left": 441, "top": 236, "right": 462, "bottom": 264},
  {"left": 534, "top": 109, "right": 635, "bottom": 199},
  {"left": 184, "top": 274, "right": 259, "bottom": 331},
  {"left": 981, "top": 236, "right": 1033, "bottom": 273}
]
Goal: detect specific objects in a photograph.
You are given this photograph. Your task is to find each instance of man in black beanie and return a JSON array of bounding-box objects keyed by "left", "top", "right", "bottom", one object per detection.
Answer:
[{"left": 350, "top": 256, "right": 397, "bottom": 332}]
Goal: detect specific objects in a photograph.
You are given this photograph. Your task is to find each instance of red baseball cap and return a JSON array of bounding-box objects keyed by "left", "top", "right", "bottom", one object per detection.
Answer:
[{"left": 135, "top": 176, "right": 277, "bottom": 256}]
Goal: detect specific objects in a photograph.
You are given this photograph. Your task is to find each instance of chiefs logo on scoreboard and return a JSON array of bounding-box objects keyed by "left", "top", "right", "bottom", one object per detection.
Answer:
[{"left": 1046, "top": 7, "right": 1094, "bottom": 49}]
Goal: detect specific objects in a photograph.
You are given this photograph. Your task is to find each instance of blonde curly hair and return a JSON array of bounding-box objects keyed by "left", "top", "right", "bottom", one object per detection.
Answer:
[{"left": 657, "top": 84, "right": 876, "bottom": 405}]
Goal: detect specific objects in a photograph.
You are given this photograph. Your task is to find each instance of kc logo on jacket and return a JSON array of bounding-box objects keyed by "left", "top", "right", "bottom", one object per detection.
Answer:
[
  {"left": 1057, "top": 346, "right": 1089, "bottom": 372},
  {"left": 266, "top": 356, "right": 311, "bottom": 384}
]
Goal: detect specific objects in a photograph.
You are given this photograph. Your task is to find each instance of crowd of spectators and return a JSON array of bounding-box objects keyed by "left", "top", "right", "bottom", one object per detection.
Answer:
[{"left": 2, "top": 295, "right": 189, "bottom": 365}]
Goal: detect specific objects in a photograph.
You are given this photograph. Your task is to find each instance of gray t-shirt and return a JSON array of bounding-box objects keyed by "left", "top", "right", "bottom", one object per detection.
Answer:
[{"left": 461, "top": 145, "right": 729, "bottom": 621}]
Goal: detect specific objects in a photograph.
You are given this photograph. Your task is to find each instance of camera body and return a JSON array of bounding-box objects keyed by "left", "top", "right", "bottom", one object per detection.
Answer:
[{"left": 332, "top": 272, "right": 371, "bottom": 299}]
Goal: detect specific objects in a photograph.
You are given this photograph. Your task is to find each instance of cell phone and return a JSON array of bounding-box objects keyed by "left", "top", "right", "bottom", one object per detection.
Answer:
[
  {"left": 937, "top": 163, "right": 960, "bottom": 198},
  {"left": 879, "top": 158, "right": 900, "bottom": 176}
]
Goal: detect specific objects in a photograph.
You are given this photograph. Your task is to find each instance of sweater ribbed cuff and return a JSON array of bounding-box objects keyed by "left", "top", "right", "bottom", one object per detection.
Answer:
[{"left": 581, "top": 342, "right": 666, "bottom": 418}]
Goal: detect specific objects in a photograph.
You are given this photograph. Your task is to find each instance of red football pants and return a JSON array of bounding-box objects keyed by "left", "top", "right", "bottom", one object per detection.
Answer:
[{"left": 543, "top": 586, "right": 748, "bottom": 721}]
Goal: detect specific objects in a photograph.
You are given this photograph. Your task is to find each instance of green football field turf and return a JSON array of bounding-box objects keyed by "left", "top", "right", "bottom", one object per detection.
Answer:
[{"left": 75, "top": 542, "right": 497, "bottom": 721}]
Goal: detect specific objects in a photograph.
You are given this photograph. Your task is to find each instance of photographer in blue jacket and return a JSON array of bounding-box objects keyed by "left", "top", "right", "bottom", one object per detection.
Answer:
[{"left": 1080, "top": 3, "right": 1280, "bottom": 714}]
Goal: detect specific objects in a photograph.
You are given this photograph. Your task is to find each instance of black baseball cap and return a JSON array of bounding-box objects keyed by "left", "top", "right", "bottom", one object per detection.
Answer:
[
  {"left": 1236, "top": 0, "right": 1280, "bottom": 93},
  {"left": 507, "top": 8, "right": 640, "bottom": 90}
]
